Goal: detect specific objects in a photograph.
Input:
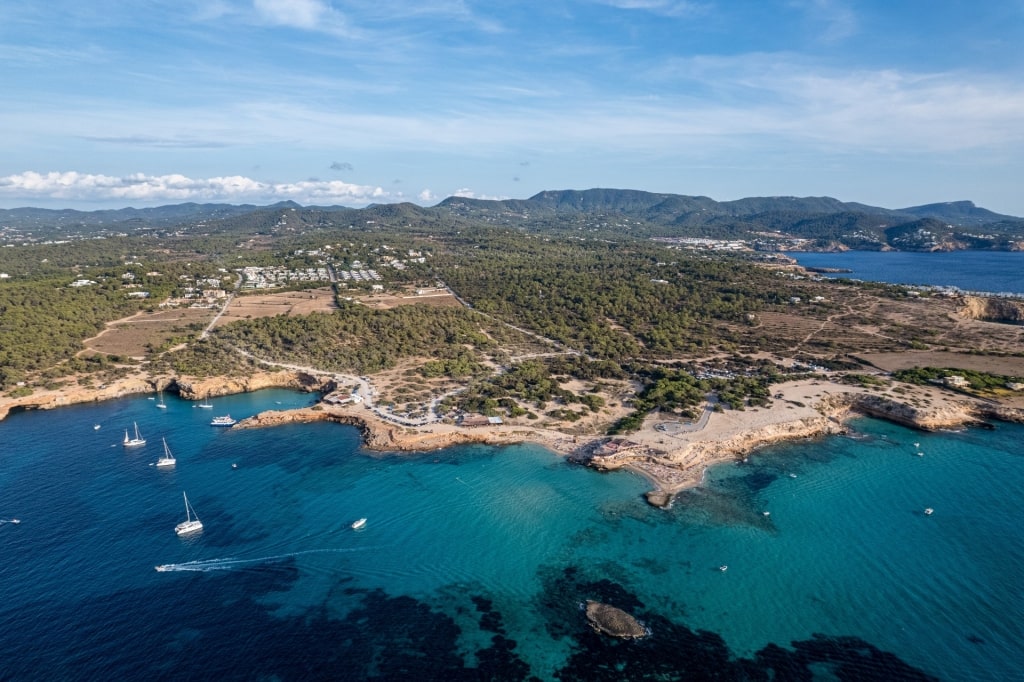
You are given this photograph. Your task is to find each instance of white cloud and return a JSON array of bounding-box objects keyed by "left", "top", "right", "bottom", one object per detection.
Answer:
[
  {"left": 418, "top": 189, "right": 436, "bottom": 202},
  {"left": 450, "top": 188, "right": 507, "bottom": 201},
  {"left": 251, "top": 0, "right": 353, "bottom": 35},
  {"left": 0, "top": 171, "right": 388, "bottom": 206},
  {"left": 253, "top": 0, "right": 325, "bottom": 28},
  {"left": 594, "top": 0, "right": 707, "bottom": 18},
  {"left": 790, "top": 0, "right": 858, "bottom": 42}
]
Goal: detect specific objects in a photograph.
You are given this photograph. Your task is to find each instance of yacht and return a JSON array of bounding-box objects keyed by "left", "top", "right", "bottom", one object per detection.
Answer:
[{"left": 211, "top": 415, "right": 236, "bottom": 427}]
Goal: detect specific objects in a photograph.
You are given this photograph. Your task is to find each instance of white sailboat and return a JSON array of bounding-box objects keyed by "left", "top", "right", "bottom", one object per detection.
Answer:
[
  {"left": 156, "top": 438, "right": 176, "bottom": 467},
  {"left": 175, "top": 492, "right": 203, "bottom": 535},
  {"left": 197, "top": 393, "right": 213, "bottom": 409},
  {"left": 123, "top": 422, "right": 146, "bottom": 447},
  {"left": 156, "top": 391, "right": 167, "bottom": 409}
]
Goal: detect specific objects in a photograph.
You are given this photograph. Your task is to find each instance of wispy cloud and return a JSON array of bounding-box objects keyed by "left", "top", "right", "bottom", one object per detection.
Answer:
[
  {"left": 593, "top": 0, "right": 708, "bottom": 18},
  {"left": 789, "top": 0, "right": 858, "bottom": 42},
  {"left": 252, "top": 0, "right": 353, "bottom": 36},
  {"left": 0, "top": 171, "right": 387, "bottom": 206},
  {"left": 82, "top": 135, "right": 232, "bottom": 149}
]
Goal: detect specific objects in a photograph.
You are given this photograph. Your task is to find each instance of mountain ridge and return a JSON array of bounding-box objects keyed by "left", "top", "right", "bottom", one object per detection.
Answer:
[{"left": 3, "top": 188, "right": 1022, "bottom": 251}]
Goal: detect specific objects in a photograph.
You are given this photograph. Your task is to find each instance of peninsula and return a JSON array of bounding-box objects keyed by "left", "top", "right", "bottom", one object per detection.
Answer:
[{"left": 2, "top": 192, "right": 1023, "bottom": 507}]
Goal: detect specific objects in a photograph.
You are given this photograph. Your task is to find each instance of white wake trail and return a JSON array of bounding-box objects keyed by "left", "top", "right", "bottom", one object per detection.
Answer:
[{"left": 154, "top": 546, "right": 385, "bottom": 573}]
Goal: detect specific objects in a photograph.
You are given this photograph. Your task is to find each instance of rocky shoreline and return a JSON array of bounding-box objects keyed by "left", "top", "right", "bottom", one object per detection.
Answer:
[{"left": 3, "top": 369, "right": 1022, "bottom": 509}]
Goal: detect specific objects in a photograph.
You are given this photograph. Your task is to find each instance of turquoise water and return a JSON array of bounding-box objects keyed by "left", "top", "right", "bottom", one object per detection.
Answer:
[
  {"left": 787, "top": 251, "right": 1024, "bottom": 295},
  {"left": 1, "top": 389, "right": 1023, "bottom": 680}
]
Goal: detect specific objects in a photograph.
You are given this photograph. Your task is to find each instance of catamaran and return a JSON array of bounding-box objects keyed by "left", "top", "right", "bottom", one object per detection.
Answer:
[
  {"left": 156, "top": 438, "right": 176, "bottom": 467},
  {"left": 123, "top": 422, "right": 146, "bottom": 447},
  {"left": 175, "top": 492, "right": 203, "bottom": 535}
]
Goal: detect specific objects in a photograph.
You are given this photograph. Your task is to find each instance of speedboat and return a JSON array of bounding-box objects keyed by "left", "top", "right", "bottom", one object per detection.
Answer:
[
  {"left": 154, "top": 565, "right": 169, "bottom": 572},
  {"left": 351, "top": 518, "right": 367, "bottom": 530}
]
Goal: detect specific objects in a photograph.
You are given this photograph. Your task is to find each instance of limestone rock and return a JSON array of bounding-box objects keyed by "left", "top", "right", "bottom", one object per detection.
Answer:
[{"left": 584, "top": 601, "right": 649, "bottom": 639}]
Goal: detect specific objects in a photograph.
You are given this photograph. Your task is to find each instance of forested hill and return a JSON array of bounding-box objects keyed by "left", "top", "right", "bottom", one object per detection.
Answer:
[{"left": 3, "top": 189, "right": 1023, "bottom": 251}]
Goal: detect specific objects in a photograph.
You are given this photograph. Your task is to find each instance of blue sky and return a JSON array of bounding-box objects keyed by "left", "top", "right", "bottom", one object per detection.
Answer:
[{"left": 2, "top": 1, "right": 1023, "bottom": 214}]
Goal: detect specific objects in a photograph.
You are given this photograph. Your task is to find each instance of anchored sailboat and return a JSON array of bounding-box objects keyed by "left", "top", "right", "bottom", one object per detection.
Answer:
[
  {"left": 175, "top": 492, "right": 203, "bottom": 535},
  {"left": 156, "top": 391, "right": 167, "bottom": 409},
  {"left": 123, "top": 422, "right": 146, "bottom": 447},
  {"left": 156, "top": 438, "right": 176, "bottom": 467}
]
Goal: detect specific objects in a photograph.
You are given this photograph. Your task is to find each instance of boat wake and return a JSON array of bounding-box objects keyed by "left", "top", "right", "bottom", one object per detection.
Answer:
[{"left": 154, "top": 547, "right": 383, "bottom": 573}]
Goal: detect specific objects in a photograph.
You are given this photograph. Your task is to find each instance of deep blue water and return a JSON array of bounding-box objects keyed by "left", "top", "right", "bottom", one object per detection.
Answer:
[
  {"left": 787, "top": 251, "right": 1024, "bottom": 295},
  {"left": 2, "top": 390, "right": 1023, "bottom": 680}
]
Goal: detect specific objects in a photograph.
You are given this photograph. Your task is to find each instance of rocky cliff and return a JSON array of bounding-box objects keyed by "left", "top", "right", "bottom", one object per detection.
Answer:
[
  {"left": 958, "top": 296, "right": 1024, "bottom": 324},
  {"left": 0, "top": 370, "right": 330, "bottom": 421}
]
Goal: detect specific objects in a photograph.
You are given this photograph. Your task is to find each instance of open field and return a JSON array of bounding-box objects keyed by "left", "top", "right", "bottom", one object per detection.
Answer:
[
  {"left": 350, "top": 290, "right": 462, "bottom": 310},
  {"left": 82, "top": 308, "right": 215, "bottom": 358},
  {"left": 857, "top": 351, "right": 1024, "bottom": 378},
  {"left": 213, "top": 287, "right": 339, "bottom": 328}
]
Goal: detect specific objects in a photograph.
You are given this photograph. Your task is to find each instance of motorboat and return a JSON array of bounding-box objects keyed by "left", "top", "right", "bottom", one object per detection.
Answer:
[
  {"left": 351, "top": 518, "right": 367, "bottom": 530},
  {"left": 211, "top": 415, "right": 236, "bottom": 427}
]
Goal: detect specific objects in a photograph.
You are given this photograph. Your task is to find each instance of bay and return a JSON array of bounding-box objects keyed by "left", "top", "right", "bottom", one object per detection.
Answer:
[
  {"left": 786, "top": 251, "right": 1024, "bottom": 295},
  {"left": 1, "top": 389, "right": 1023, "bottom": 680}
]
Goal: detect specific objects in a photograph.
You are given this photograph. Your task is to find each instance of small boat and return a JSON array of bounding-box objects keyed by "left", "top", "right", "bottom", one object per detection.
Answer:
[
  {"left": 788, "top": 473, "right": 797, "bottom": 478},
  {"left": 175, "top": 492, "right": 203, "bottom": 535},
  {"left": 351, "top": 518, "right": 367, "bottom": 530},
  {"left": 94, "top": 424, "right": 101, "bottom": 430},
  {"left": 913, "top": 442, "right": 920, "bottom": 448},
  {"left": 156, "top": 391, "right": 167, "bottom": 409},
  {"left": 924, "top": 508, "right": 934, "bottom": 515},
  {"left": 719, "top": 565, "right": 728, "bottom": 572},
  {"left": 211, "top": 415, "right": 236, "bottom": 427},
  {"left": 123, "top": 422, "right": 146, "bottom": 447},
  {"left": 231, "top": 463, "right": 238, "bottom": 469},
  {"left": 197, "top": 394, "right": 213, "bottom": 409},
  {"left": 762, "top": 511, "right": 771, "bottom": 517},
  {"left": 10, "top": 519, "right": 21, "bottom": 524},
  {"left": 154, "top": 565, "right": 169, "bottom": 572},
  {"left": 156, "top": 438, "right": 176, "bottom": 467}
]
